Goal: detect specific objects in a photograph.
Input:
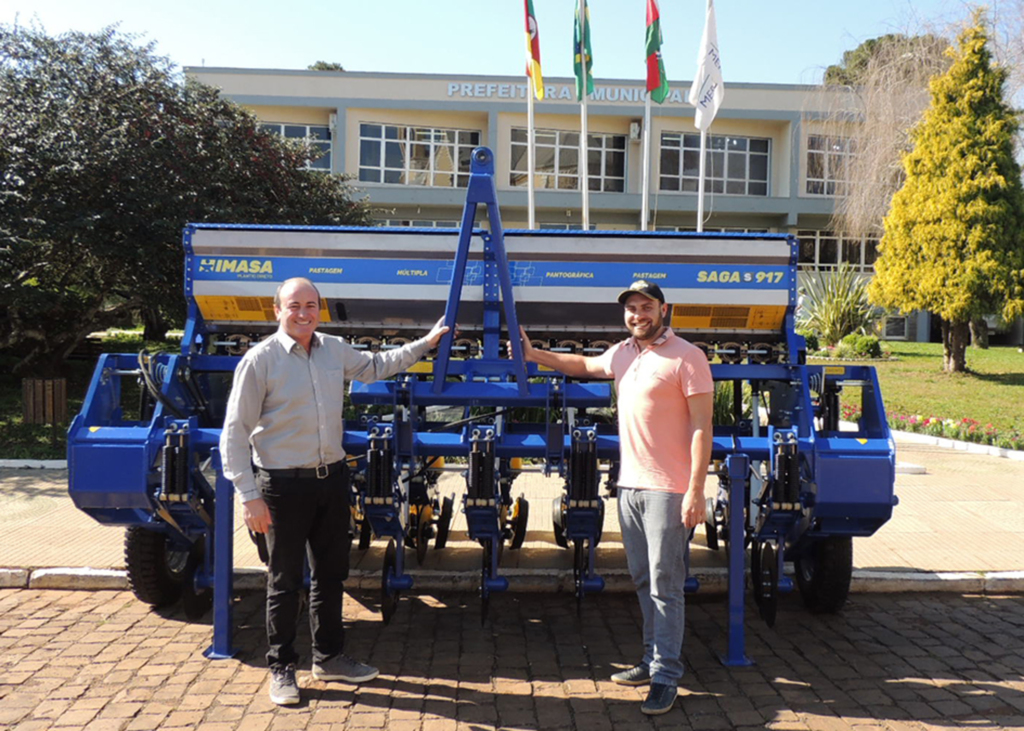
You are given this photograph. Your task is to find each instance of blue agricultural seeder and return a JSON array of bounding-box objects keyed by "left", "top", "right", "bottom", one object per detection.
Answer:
[{"left": 67, "top": 147, "right": 896, "bottom": 664}]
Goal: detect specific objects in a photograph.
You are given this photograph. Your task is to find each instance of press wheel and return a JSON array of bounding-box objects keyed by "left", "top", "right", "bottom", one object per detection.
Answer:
[
  {"left": 704, "top": 497, "right": 719, "bottom": 551},
  {"left": 181, "top": 539, "right": 212, "bottom": 621},
  {"left": 381, "top": 539, "right": 399, "bottom": 626},
  {"left": 510, "top": 496, "right": 529, "bottom": 550},
  {"left": 757, "top": 541, "right": 778, "bottom": 628},
  {"left": 357, "top": 516, "right": 372, "bottom": 551},
  {"left": 480, "top": 538, "right": 493, "bottom": 626},
  {"left": 434, "top": 495, "right": 454, "bottom": 550},
  {"left": 552, "top": 497, "right": 568, "bottom": 549}
]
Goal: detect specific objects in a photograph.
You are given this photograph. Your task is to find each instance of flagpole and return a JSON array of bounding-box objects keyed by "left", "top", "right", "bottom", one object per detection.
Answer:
[
  {"left": 578, "top": 0, "right": 590, "bottom": 230},
  {"left": 527, "top": 87, "right": 537, "bottom": 230},
  {"left": 640, "top": 93, "right": 652, "bottom": 231},
  {"left": 697, "top": 129, "right": 707, "bottom": 232}
]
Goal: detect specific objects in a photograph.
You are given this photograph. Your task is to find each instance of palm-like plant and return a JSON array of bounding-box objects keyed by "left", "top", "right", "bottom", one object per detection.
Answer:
[{"left": 798, "top": 262, "right": 881, "bottom": 347}]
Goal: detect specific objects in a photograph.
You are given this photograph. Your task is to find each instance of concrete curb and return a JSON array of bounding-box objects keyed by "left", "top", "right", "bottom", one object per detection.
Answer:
[
  {"left": 4, "top": 566, "right": 1021, "bottom": 595},
  {"left": 891, "top": 430, "right": 1024, "bottom": 461}
]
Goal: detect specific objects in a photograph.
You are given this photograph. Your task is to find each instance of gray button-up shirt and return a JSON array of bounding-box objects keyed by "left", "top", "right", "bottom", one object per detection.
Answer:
[{"left": 220, "top": 329, "right": 432, "bottom": 503}]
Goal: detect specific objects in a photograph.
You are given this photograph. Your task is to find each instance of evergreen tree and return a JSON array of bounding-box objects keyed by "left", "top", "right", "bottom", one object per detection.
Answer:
[{"left": 869, "top": 11, "right": 1024, "bottom": 373}]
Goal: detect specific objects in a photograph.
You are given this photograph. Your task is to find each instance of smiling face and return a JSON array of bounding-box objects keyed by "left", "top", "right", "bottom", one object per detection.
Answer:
[
  {"left": 623, "top": 292, "right": 668, "bottom": 344},
  {"left": 274, "top": 278, "right": 321, "bottom": 348}
]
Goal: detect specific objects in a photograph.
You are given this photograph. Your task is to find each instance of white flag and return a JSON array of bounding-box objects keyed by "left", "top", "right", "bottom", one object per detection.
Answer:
[{"left": 688, "top": 0, "right": 724, "bottom": 130}]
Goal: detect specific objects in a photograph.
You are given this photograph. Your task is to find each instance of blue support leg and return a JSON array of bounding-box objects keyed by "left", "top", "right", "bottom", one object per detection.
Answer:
[
  {"left": 721, "top": 453, "right": 753, "bottom": 667},
  {"left": 205, "top": 449, "right": 236, "bottom": 660}
]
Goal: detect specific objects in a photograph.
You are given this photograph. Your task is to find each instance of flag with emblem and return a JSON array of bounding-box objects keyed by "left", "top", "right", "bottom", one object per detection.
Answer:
[
  {"left": 573, "top": 0, "right": 594, "bottom": 100},
  {"left": 645, "top": 0, "right": 669, "bottom": 103},
  {"left": 524, "top": 0, "right": 544, "bottom": 100}
]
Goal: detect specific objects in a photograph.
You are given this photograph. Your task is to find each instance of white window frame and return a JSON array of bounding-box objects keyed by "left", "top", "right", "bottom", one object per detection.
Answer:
[
  {"left": 659, "top": 133, "right": 770, "bottom": 196},
  {"left": 510, "top": 128, "right": 626, "bottom": 193},
  {"left": 358, "top": 123, "right": 481, "bottom": 188},
  {"left": 797, "top": 229, "right": 879, "bottom": 272},
  {"left": 806, "top": 134, "right": 856, "bottom": 196},
  {"left": 260, "top": 122, "right": 332, "bottom": 170}
]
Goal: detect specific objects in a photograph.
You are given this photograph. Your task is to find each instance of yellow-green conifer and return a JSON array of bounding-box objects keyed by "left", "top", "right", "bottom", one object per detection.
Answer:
[{"left": 869, "top": 11, "right": 1024, "bottom": 372}]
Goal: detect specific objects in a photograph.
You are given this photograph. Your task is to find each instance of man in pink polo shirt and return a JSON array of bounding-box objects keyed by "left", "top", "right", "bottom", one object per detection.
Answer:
[{"left": 517, "top": 279, "right": 714, "bottom": 715}]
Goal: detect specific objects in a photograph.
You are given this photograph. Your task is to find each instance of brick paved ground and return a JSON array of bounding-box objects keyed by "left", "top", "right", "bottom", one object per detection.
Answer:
[{"left": 1, "top": 588, "right": 1023, "bottom": 730}]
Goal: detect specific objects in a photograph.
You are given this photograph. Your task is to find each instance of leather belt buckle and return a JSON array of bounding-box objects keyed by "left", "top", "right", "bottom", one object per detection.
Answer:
[{"left": 315, "top": 464, "right": 329, "bottom": 479}]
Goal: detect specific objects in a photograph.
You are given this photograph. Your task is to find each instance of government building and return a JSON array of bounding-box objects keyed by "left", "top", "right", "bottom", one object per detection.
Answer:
[{"left": 184, "top": 67, "right": 933, "bottom": 341}]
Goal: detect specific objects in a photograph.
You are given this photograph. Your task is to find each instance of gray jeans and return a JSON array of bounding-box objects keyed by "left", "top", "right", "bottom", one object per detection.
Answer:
[{"left": 617, "top": 487, "right": 689, "bottom": 686}]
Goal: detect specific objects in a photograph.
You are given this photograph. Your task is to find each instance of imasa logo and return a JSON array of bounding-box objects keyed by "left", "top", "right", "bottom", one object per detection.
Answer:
[{"left": 198, "top": 258, "right": 274, "bottom": 275}]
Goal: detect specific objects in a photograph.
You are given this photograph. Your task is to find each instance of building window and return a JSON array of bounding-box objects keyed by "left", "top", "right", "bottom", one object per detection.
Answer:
[
  {"left": 375, "top": 219, "right": 459, "bottom": 228},
  {"left": 797, "top": 230, "right": 878, "bottom": 271},
  {"left": 260, "top": 123, "right": 332, "bottom": 170},
  {"left": 659, "top": 133, "right": 769, "bottom": 196},
  {"left": 806, "top": 134, "right": 855, "bottom": 196},
  {"left": 358, "top": 124, "right": 480, "bottom": 187},
  {"left": 510, "top": 128, "right": 626, "bottom": 192},
  {"left": 654, "top": 226, "right": 771, "bottom": 233}
]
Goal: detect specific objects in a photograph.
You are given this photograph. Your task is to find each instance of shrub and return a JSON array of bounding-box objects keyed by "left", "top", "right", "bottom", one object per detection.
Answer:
[
  {"left": 840, "top": 333, "right": 883, "bottom": 359},
  {"left": 796, "top": 328, "right": 819, "bottom": 352},
  {"left": 798, "top": 262, "right": 882, "bottom": 346}
]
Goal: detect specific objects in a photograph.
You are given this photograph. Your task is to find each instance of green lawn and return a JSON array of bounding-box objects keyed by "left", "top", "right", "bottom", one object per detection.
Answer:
[
  {"left": 817, "top": 342, "right": 1024, "bottom": 435},
  {"left": 2, "top": 338, "right": 1022, "bottom": 460}
]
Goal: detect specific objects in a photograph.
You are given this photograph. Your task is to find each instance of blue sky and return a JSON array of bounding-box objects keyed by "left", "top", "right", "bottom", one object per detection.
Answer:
[{"left": 4, "top": 0, "right": 971, "bottom": 85}]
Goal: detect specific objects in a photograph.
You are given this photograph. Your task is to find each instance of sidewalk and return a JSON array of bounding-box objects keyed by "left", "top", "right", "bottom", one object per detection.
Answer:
[{"left": 1, "top": 434, "right": 1023, "bottom": 593}]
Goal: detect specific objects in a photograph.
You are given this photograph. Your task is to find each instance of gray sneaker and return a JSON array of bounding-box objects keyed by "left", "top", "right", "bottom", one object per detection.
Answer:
[
  {"left": 269, "top": 664, "right": 300, "bottom": 705},
  {"left": 312, "top": 654, "right": 379, "bottom": 683},
  {"left": 611, "top": 663, "right": 651, "bottom": 686},
  {"left": 641, "top": 682, "right": 678, "bottom": 715}
]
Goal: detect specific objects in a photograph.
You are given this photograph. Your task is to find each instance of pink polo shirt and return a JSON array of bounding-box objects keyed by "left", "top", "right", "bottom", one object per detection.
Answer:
[{"left": 594, "top": 329, "right": 714, "bottom": 493}]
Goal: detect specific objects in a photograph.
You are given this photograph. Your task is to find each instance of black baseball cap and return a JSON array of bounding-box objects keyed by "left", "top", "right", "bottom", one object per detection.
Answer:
[{"left": 617, "top": 279, "right": 665, "bottom": 305}]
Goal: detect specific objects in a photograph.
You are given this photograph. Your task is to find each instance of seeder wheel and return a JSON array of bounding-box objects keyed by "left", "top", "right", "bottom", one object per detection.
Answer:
[
  {"left": 381, "top": 539, "right": 399, "bottom": 626},
  {"left": 795, "top": 535, "right": 853, "bottom": 614},
  {"left": 552, "top": 497, "right": 568, "bottom": 549},
  {"left": 510, "top": 496, "right": 529, "bottom": 550},
  {"left": 755, "top": 541, "right": 778, "bottom": 628},
  {"left": 480, "top": 538, "right": 494, "bottom": 626},
  {"left": 357, "top": 517, "right": 372, "bottom": 551},
  {"left": 704, "top": 497, "right": 719, "bottom": 551},
  {"left": 434, "top": 495, "right": 454, "bottom": 550},
  {"left": 181, "top": 539, "right": 212, "bottom": 620}
]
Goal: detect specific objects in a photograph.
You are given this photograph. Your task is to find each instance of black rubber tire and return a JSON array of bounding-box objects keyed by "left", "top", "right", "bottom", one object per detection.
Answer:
[
  {"left": 704, "top": 497, "right": 719, "bottom": 551},
  {"left": 795, "top": 536, "right": 853, "bottom": 614},
  {"left": 552, "top": 497, "right": 568, "bottom": 549},
  {"left": 434, "top": 496, "right": 454, "bottom": 550},
  {"left": 381, "top": 539, "right": 399, "bottom": 626},
  {"left": 510, "top": 497, "right": 529, "bottom": 550},
  {"left": 124, "top": 526, "right": 189, "bottom": 608},
  {"left": 357, "top": 517, "right": 372, "bottom": 551},
  {"left": 181, "top": 539, "right": 212, "bottom": 621}
]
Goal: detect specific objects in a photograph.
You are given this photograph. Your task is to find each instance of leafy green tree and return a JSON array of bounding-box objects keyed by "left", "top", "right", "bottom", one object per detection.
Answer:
[
  {"left": 0, "top": 25, "right": 369, "bottom": 376},
  {"left": 869, "top": 11, "right": 1024, "bottom": 373},
  {"left": 308, "top": 61, "right": 345, "bottom": 71}
]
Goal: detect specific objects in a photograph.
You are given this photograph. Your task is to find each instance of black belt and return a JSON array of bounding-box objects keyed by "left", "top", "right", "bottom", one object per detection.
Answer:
[{"left": 259, "top": 461, "right": 345, "bottom": 480}]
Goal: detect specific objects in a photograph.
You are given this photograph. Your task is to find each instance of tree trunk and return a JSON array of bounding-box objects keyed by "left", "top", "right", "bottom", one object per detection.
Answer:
[
  {"left": 941, "top": 319, "right": 970, "bottom": 372},
  {"left": 969, "top": 317, "right": 990, "bottom": 349},
  {"left": 142, "top": 307, "right": 168, "bottom": 342}
]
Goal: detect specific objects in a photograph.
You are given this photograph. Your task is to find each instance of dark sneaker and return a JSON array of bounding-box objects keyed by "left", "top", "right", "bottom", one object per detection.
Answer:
[
  {"left": 641, "top": 682, "right": 678, "bottom": 715},
  {"left": 611, "top": 663, "right": 651, "bottom": 686},
  {"left": 269, "top": 664, "right": 300, "bottom": 706},
  {"left": 312, "top": 654, "right": 379, "bottom": 684}
]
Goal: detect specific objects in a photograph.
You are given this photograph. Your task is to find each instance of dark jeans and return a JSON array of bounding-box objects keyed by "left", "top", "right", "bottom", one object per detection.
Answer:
[{"left": 258, "top": 464, "right": 350, "bottom": 670}]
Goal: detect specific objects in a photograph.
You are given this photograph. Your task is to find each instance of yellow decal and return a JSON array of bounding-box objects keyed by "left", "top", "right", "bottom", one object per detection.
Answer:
[
  {"left": 670, "top": 305, "right": 786, "bottom": 331},
  {"left": 696, "top": 270, "right": 785, "bottom": 284},
  {"left": 857, "top": 438, "right": 868, "bottom": 445},
  {"left": 89, "top": 426, "right": 101, "bottom": 433},
  {"left": 407, "top": 362, "right": 433, "bottom": 373},
  {"left": 824, "top": 366, "right": 845, "bottom": 375},
  {"left": 194, "top": 296, "right": 330, "bottom": 322}
]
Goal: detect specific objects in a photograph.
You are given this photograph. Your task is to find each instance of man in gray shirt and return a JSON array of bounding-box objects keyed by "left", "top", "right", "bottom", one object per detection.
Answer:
[{"left": 220, "top": 276, "right": 448, "bottom": 706}]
